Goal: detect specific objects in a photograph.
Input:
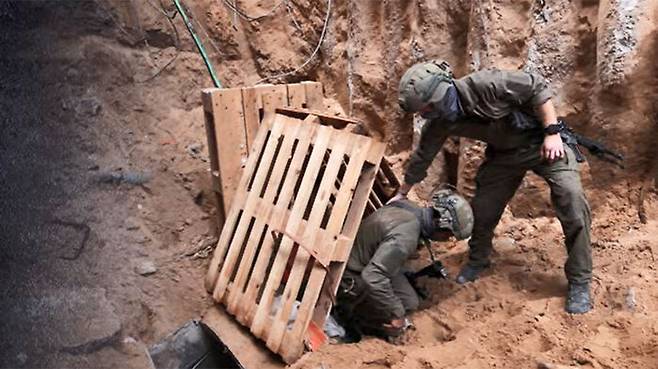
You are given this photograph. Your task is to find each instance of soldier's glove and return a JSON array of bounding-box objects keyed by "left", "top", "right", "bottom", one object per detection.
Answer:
[
  {"left": 378, "top": 318, "right": 405, "bottom": 340},
  {"left": 384, "top": 318, "right": 414, "bottom": 345},
  {"left": 360, "top": 317, "right": 405, "bottom": 339}
]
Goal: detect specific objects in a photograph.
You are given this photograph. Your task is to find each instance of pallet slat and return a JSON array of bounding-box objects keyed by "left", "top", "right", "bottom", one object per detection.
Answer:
[
  {"left": 265, "top": 130, "right": 354, "bottom": 352},
  {"left": 250, "top": 124, "right": 334, "bottom": 338},
  {"left": 287, "top": 83, "right": 307, "bottom": 108},
  {"left": 241, "top": 87, "right": 260, "bottom": 151},
  {"left": 239, "top": 116, "right": 322, "bottom": 326},
  {"left": 225, "top": 116, "right": 304, "bottom": 312},
  {"left": 302, "top": 81, "right": 323, "bottom": 109},
  {"left": 204, "top": 114, "right": 275, "bottom": 292},
  {"left": 212, "top": 116, "right": 287, "bottom": 302}
]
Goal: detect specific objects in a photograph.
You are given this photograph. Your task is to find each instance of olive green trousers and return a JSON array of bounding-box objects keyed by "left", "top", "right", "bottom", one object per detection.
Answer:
[{"left": 468, "top": 144, "right": 592, "bottom": 284}]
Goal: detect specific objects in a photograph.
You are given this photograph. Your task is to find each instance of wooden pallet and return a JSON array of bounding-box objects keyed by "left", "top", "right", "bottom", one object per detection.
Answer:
[
  {"left": 202, "top": 82, "right": 324, "bottom": 220},
  {"left": 205, "top": 112, "right": 386, "bottom": 363}
]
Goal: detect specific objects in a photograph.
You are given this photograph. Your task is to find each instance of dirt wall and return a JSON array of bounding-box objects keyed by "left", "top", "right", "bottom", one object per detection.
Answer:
[{"left": 115, "top": 0, "right": 658, "bottom": 211}]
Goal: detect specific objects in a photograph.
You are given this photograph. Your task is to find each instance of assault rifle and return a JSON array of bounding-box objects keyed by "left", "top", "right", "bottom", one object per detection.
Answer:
[
  {"left": 404, "top": 239, "right": 451, "bottom": 299},
  {"left": 510, "top": 112, "right": 625, "bottom": 168},
  {"left": 404, "top": 260, "right": 449, "bottom": 300},
  {"left": 560, "top": 120, "right": 625, "bottom": 168}
]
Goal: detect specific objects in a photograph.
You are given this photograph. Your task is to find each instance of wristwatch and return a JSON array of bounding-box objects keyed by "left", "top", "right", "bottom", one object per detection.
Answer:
[{"left": 543, "top": 122, "right": 565, "bottom": 135}]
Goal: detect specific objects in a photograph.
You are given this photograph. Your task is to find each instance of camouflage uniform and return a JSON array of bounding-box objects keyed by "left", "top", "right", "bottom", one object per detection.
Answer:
[
  {"left": 340, "top": 202, "right": 423, "bottom": 325},
  {"left": 405, "top": 69, "right": 592, "bottom": 285}
]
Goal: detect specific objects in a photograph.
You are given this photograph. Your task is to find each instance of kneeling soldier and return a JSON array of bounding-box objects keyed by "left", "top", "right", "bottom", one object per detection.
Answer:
[{"left": 336, "top": 190, "right": 473, "bottom": 340}]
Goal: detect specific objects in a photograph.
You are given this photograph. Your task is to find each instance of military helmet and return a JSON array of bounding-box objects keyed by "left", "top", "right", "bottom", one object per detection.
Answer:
[
  {"left": 398, "top": 59, "right": 454, "bottom": 112},
  {"left": 431, "top": 189, "right": 473, "bottom": 240}
]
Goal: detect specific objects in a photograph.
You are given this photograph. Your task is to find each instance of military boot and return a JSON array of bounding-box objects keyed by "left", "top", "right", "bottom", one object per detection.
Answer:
[
  {"left": 456, "top": 263, "right": 490, "bottom": 284},
  {"left": 565, "top": 282, "right": 592, "bottom": 314}
]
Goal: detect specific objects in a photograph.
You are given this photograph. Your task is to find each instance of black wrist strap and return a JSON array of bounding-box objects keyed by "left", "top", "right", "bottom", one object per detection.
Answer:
[{"left": 544, "top": 121, "right": 565, "bottom": 135}]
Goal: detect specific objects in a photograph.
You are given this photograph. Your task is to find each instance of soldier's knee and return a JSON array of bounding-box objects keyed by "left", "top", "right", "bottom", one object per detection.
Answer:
[
  {"left": 551, "top": 179, "right": 590, "bottom": 218},
  {"left": 402, "top": 292, "right": 420, "bottom": 312}
]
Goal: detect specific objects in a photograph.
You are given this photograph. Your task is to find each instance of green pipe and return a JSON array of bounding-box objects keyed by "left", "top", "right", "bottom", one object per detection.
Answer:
[{"left": 173, "top": 0, "right": 223, "bottom": 88}]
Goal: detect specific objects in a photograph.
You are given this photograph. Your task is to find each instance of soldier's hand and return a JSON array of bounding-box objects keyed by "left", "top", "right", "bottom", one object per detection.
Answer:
[
  {"left": 541, "top": 134, "right": 565, "bottom": 162},
  {"left": 386, "top": 192, "right": 407, "bottom": 204},
  {"left": 381, "top": 318, "right": 406, "bottom": 338},
  {"left": 387, "top": 183, "right": 412, "bottom": 204}
]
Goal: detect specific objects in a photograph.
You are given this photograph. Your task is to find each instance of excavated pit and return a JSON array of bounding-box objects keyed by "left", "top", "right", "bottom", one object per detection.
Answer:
[{"left": 1, "top": 1, "right": 657, "bottom": 368}]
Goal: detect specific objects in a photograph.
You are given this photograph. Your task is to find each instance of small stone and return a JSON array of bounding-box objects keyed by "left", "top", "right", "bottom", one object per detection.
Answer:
[
  {"left": 186, "top": 142, "right": 203, "bottom": 157},
  {"left": 495, "top": 237, "right": 516, "bottom": 252},
  {"left": 123, "top": 336, "right": 137, "bottom": 344},
  {"left": 625, "top": 287, "right": 636, "bottom": 311},
  {"left": 76, "top": 97, "right": 102, "bottom": 117},
  {"left": 124, "top": 217, "right": 140, "bottom": 231},
  {"left": 135, "top": 260, "right": 157, "bottom": 276}
]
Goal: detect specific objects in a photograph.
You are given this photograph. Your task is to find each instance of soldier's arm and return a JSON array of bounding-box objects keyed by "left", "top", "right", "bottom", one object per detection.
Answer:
[
  {"left": 498, "top": 70, "right": 564, "bottom": 161},
  {"left": 361, "top": 221, "right": 420, "bottom": 320},
  {"left": 497, "top": 70, "right": 553, "bottom": 107},
  {"left": 399, "top": 120, "right": 449, "bottom": 196}
]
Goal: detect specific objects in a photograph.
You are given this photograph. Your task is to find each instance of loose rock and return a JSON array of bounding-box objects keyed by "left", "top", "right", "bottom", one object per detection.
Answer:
[{"left": 135, "top": 260, "right": 157, "bottom": 276}]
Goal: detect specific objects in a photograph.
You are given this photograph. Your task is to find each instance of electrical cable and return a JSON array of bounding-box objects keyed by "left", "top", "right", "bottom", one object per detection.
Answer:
[
  {"left": 173, "top": 0, "right": 223, "bottom": 87},
  {"left": 136, "top": 0, "right": 183, "bottom": 83},
  {"left": 185, "top": 3, "right": 226, "bottom": 59},
  {"left": 255, "top": 0, "right": 331, "bottom": 84}
]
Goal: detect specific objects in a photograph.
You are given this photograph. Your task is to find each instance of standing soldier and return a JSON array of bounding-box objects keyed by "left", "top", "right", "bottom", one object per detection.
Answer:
[
  {"left": 393, "top": 60, "right": 593, "bottom": 314},
  {"left": 336, "top": 190, "right": 473, "bottom": 340}
]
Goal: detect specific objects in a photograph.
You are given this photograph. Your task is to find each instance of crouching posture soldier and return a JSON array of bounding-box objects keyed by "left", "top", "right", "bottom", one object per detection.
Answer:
[
  {"left": 336, "top": 190, "right": 473, "bottom": 340},
  {"left": 394, "top": 60, "right": 593, "bottom": 314}
]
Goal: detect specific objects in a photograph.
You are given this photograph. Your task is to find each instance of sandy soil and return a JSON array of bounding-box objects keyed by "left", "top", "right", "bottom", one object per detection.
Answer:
[{"left": 1, "top": 1, "right": 657, "bottom": 369}]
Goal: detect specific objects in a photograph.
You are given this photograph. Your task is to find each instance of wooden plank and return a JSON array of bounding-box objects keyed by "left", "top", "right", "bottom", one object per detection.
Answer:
[
  {"left": 204, "top": 114, "right": 275, "bottom": 292},
  {"left": 341, "top": 142, "right": 387, "bottom": 244},
  {"left": 225, "top": 117, "right": 304, "bottom": 313},
  {"left": 212, "top": 116, "right": 288, "bottom": 302},
  {"left": 380, "top": 158, "right": 401, "bottom": 188},
  {"left": 212, "top": 88, "right": 250, "bottom": 215},
  {"left": 369, "top": 188, "right": 383, "bottom": 208},
  {"left": 242, "top": 87, "right": 260, "bottom": 152},
  {"left": 276, "top": 107, "right": 363, "bottom": 132},
  {"left": 202, "top": 88, "right": 221, "bottom": 109},
  {"left": 252, "top": 84, "right": 274, "bottom": 109},
  {"left": 302, "top": 81, "right": 323, "bottom": 109},
  {"left": 279, "top": 136, "right": 383, "bottom": 363},
  {"left": 287, "top": 83, "right": 307, "bottom": 108},
  {"left": 202, "top": 90, "right": 224, "bottom": 221},
  {"left": 239, "top": 116, "right": 322, "bottom": 325},
  {"left": 250, "top": 124, "right": 334, "bottom": 339},
  {"left": 265, "top": 129, "right": 354, "bottom": 352},
  {"left": 201, "top": 307, "right": 282, "bottom": 369},
  {"left": 254, "top": 84, "right": 288, "bottom": 113},
  {"left": 262, "top": 90, "right": 288, "bottom": 119}
]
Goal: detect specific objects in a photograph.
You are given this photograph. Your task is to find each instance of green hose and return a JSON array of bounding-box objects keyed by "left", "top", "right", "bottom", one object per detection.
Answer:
[{"left": 173, "top": 0, "right": 223, "bottom": 88}]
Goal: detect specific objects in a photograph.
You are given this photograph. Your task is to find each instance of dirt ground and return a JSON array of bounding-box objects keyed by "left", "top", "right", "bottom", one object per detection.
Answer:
[{"left": 1, "top": 1, "right": 657, "bottom": 369}]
